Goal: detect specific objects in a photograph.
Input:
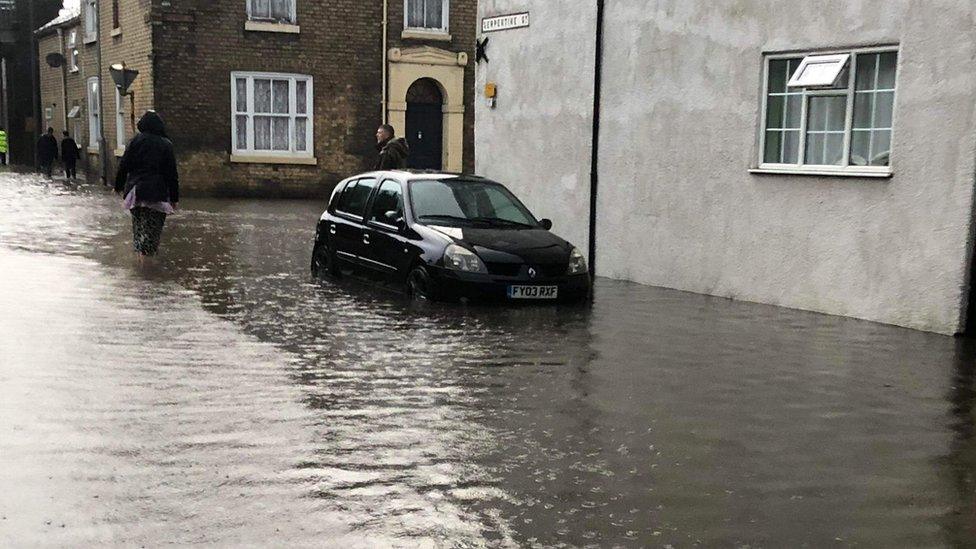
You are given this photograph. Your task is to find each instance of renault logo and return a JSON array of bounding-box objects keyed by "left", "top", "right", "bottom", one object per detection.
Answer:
[{"left": 528, "top": 267, "right": 537, "bottom": 279}]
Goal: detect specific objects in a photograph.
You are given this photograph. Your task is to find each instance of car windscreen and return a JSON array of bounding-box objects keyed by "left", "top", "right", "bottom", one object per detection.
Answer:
[{"left": 409, "top": 179, "right": 540, "bottom": 229}]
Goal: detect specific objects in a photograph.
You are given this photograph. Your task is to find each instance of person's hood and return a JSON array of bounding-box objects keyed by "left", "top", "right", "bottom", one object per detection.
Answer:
[{"left": 136, "top": 110, "right": 167, "bottom": 138}]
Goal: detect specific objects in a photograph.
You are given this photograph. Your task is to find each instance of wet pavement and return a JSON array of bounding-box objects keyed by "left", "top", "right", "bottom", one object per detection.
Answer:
[{"left": 1, "top": 172, "right": 975, "bottom": 547}]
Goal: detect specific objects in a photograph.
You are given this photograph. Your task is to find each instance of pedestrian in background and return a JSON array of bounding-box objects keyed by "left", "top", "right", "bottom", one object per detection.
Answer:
[
  {"left": 374, "top": 124, "right": 409, "bottom": 170},
  {"left": 0, "top": 126, "right": 8, "bottom": 166},
  {"left": 61, "top": 131, "right": 80, "bottom": 180},
  {"left": 37, "top": 127, "right": 58, "bottom": 178},
  {"left": 114, "top": 111, "right": 180, "bottom": 259}
]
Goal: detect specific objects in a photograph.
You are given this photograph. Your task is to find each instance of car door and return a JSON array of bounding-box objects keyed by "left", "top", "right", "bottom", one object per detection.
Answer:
[
  {"left": 331, "top": 178, "right": 377, "bottom": 266},
  {"left": 361, "top": 179, "right": 412, "bottom": 277}
]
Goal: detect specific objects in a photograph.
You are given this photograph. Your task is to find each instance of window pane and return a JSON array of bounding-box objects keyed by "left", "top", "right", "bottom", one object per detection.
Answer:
[
  {"left": 406, "top": 0, "right": 424, "bottom": 27},
  {"left": 855, "top": 54, "right": 877, "bottom": 91},
  {"left": 337, "top": 179, "right": 378, "bottom": 217},
  {"left": 807, "top": 97, "right": 826, "bottom": 132},
  {"left": 783, "top": 130, "right": 800, "bottom": 164},
  {"left": 426, "top": 0, "right": 443, "bottom": 28},
  {"left": 236, "top": 115, "right": 248, "bottom": 150},
  {"left": 295, "top": 117, "right": 307, "bottom": 151},
  {"left": 768, "top": 59, "right": 789, "bottom": 94},
  {"left": 251, "top": 0, "right": 270, "bottom": 18},
  {"left": 877, "top": 52, "right": 897, "bottom": 89},
  {"left": 764, "top": 131, "right": 782, "bottom": 163},
  {"left": 368, "top": 181, "right": 404, "bottom": 224},
  {"left": 254, "top": 79, "right": 272, "bottom": 113},
  {"left": 825, "top": 96, "right": 846, "bottom": 130},
  {"left": 271, "top": 0, "right": 291, "bottom": 21},
  {"left": 235, "top": 78, "right": 248, "bottom": 112},
  {"left": 272, "top": 80, "right": 289, "bottom": 114},
  {"left": 254, "top": 116, "right": 272, "bottom": 150},
  {"left": 785, "top": 95, "right": 802, "bottom": 129},
  {"left": 272, "top": 117, "right": 289, "bottom": 150},
  {"left": 874, "top": 91, "right": 894, "bottom": 128},
  {"left": 852, "top": 93, "right": 873, "bottom": 129},
  {"left": 805, "top": 133, "right": 824, "bottom": 165},
  {"left": 850, "top": 130, "right": 871, "bottom": 166},
  {"left": 871, "top": 130, "right": 891, "bottom": 166},
  {"left": 296, "top": 80, "right": 307, "bottom": 114},
  {"left": 825, "top": 134, "right": 845, "bottom": 165},
  {"left": 765, "top": 96, "right": 784, "bottom": 129}
]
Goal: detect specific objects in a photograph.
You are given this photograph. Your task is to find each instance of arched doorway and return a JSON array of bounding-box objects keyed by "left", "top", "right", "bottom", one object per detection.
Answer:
[{"left": 405, "top": 78, "right": 443, "bottom": 170}]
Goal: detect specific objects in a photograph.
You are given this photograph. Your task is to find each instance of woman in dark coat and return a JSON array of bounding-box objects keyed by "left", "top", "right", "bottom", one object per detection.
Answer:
[{"left": 114, "top": 111, "right": 180, "bottom": 257}]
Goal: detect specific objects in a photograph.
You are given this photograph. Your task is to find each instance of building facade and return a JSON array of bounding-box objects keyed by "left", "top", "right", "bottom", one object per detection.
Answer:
[
  {"left": 36, "top": 0, "right": 475, "bottom": 197},
  {"left": 475, "top": 1, "right": 976, "bottom": 335}
]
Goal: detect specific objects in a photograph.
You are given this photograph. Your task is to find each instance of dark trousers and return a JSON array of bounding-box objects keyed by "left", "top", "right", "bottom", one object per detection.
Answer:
[
  {"left": 64, "top": 161, "right": 77, "bottom": 179},
  {"left": 0, "top": 152, "right": 6, "bottom": 165},
  {"left": 131, "top": 207, "right": 168, "bottom": 256},
  {"left": 40, "top": 161, "right": 53, "bottom": 178}
]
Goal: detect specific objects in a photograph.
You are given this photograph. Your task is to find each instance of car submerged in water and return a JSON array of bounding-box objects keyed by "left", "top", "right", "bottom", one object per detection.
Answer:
[{"left": 311, "top": 171, "right": 591, "bottom": 303}]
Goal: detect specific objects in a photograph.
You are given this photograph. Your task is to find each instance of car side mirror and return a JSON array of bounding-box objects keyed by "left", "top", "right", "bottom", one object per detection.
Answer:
[{"left": 540, "top": 219, "right": 553, "bottom": 231}]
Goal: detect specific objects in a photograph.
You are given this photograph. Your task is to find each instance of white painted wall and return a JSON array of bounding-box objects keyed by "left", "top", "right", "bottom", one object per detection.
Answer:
[
  {"left": 475, "top": 0, "right": 596, "bottom": 258},
  {"left": 476, "top": 0, "right": 976, "bottom": 335}
]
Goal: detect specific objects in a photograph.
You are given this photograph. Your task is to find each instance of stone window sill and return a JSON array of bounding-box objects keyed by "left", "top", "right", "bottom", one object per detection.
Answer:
[
  {"left": 69, "top": 68, "right": 79, "bottom": 74},
  {"left": 83, "top": 35, "right": 97, "bottom": 45},
  {"left": 87, "top": 146, "right": 99, "bottom": 154},
  {"left": 244, "top": 20, "right": 300, "bottom": 34},
  {"left": 110, "top": 27, "right": 122, "bottom": 37},
  {"left": 230, "top": 154, "right": 316, "bottom": 166},
  {"left": 401, "top": 30, "right": 451, "bottom": 41},
  {"left": 749, "top": 166, "right": 893, "bottom": 179}
]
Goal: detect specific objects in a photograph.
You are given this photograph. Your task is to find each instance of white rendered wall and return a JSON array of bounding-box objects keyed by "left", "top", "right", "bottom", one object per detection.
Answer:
[{"left": 476, "top": 1, "right": 976, "bottom": 335}]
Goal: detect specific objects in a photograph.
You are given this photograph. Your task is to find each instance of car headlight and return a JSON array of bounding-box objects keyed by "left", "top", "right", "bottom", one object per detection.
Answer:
[
  {"left": 567, "top": 247, "right": 588, "bottom": 275},
  {"left": 444, "top": 244, "right": 487, "bottom": 273}
]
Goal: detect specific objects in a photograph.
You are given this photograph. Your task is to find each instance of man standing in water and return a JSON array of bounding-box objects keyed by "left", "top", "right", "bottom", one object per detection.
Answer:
[
  {"left": 61, "top": 131, "right": 80, "bottom": 180},
  {"left": 374, "top": 124, "right": 409, "bottom": 170},
  {"left": 114, "top": 111, "right": 180, "bottom": 259},
  {"left": 36, "top": 127, "right": 58, "bottom": 178}
]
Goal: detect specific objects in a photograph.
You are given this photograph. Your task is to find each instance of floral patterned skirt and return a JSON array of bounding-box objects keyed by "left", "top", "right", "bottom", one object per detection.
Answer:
[{"left": 131, "top": 207, "right": 167, "bottom": 256}]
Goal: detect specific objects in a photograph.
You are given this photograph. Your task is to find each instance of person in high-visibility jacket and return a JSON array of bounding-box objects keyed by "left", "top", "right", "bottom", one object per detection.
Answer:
[{"left": 0, "top": 127, "right": 8, "bottom": 165}]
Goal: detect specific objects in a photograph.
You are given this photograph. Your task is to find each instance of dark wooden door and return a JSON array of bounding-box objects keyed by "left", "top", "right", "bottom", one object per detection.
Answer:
[{"left": 405, "top": 78, "right": 444, "bottom": 170}]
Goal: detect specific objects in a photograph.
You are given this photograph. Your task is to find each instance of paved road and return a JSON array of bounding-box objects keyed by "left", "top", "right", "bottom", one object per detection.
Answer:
[{"left": 1, "top": 173, "right": 974, "bottom": 547}]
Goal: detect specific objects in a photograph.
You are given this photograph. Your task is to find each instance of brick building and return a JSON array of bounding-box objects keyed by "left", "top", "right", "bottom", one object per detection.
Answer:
[
  {"left": 37, "top": 0, "right": 476, "bottom": 197},
  {"left": 35, "top": 5, "right": 102, "bottom": 179}
]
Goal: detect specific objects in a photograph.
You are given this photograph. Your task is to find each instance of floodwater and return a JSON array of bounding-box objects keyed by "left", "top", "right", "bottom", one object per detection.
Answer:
[{"left": 1, "top": 173, "right": 975, "bottom": 548}]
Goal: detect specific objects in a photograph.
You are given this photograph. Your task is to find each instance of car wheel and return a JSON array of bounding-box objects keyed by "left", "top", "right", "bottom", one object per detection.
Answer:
[
  {"left": 311, "top": 244, "right": 339, "bottom": 278},
  {"left": 406, "top": 265, "right": 434, "bottom": 300}
]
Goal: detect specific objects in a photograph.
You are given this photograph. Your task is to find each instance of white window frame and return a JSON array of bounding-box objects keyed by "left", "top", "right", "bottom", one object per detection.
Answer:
[
  {"left": 87, "top": 77, "right": 100, "bottom": 150},
  {"left": 787, "top": 53, "right": 850, "bottom": 89},
  {"left": 115, "top": 87, "right": 126, "bottom": 152},
  {"left": 83, "top": 0, "right": 97, "bottom": 42},
  {"left": 404, "top": 0, "right": 449, "bottom": 33},
  {"left": 246, "top": 0, "right": 297, "bottom": 24},
  {"left": 230, "top": 71, "right": 314, "bottom": 160},
  {"left": 67, "top": 30, "right": 79, "bottom": 72},
  {"left": 756, "top": 46, "right": 899, "bottom": 177}
]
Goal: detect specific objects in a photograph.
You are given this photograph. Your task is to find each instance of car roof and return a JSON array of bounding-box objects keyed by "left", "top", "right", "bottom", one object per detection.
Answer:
[{"left": 349, "top": 170, "right": 490, "bottom": 183}]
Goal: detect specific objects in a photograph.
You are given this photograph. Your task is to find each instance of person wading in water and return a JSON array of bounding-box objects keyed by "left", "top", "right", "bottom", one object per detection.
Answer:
[{"left": 114, "top": 111, "right": 180, "bottom": 260}]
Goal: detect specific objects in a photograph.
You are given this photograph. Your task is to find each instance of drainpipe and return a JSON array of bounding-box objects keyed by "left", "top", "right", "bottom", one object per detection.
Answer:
[
  {"left": 587, "top": 0, "right": 605, "bottom": 278},
  {"left": 93, "top": 0, "right": 108, "bottom": 185},
  {"left": 29, "top": 1, "right": 39, "bottom": 167},
  {"left": 57, "top": 27, "right": 68, "bottom": 132},
  {"left": 381, "top": 0, "right": 389, "bottom": 124}
]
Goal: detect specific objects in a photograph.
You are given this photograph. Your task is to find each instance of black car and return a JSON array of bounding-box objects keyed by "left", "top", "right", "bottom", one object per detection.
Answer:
[{"left": 311, "top": 171, "right": 591, "bottom": 302}]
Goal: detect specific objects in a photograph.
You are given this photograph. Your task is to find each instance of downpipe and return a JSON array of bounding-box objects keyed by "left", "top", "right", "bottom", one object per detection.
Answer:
[{"left": 587, "top": 0, "right": 605, "bottom": 281}]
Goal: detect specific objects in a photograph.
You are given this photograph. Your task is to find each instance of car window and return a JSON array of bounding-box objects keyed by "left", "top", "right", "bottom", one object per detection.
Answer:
[
  {"left": 335, "top": 178, "right": 377, "bottom": 218},
  {"left": 368, "top": 180, "right": 403, "bottom": 226},
  {"left": 410, "top": 179, "right": 539, "bottom": 228}
]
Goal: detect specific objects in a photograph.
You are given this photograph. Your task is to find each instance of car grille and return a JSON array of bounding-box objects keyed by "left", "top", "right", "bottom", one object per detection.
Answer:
[{"left": 486, "top": 262, "right": 568, "bottom": 278}]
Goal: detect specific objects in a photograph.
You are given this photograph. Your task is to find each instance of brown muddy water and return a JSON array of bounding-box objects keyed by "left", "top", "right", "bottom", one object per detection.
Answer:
[{"left": 1, "top": 173, "right": 975, "bottom": 547}]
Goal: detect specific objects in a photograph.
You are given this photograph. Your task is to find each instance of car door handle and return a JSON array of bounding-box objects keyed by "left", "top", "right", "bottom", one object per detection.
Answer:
[
  {"left": 363, "top": 233, "right": 370, "bottom": 244},
  {"left": 329, "top": 225, "right": 336, "bottom": 235}
]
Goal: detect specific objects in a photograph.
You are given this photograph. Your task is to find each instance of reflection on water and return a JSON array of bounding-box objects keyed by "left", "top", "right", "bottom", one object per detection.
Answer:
[{"left": 1, "top": 174, "right": 975, "bottom": 547}]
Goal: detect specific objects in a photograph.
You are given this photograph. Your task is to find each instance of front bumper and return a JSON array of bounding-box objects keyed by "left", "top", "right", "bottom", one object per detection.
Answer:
[{"left": 427, "top": 266, "right": 591, "bottom": 303}]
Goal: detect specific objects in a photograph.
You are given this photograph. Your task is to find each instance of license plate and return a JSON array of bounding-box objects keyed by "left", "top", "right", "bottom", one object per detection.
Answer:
[{"left": 508, "top": 285, "right": 559, "bottom": 299}]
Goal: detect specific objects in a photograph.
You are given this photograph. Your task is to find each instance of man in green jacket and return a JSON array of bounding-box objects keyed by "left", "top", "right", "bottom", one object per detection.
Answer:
[{"left": 0, "top": 127, "right": 7, "bottom": 165}]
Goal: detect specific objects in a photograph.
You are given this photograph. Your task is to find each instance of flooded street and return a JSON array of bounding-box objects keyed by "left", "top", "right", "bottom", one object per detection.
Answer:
[{"left": 2, "top": 173, "right": 976, "bottom": 547}]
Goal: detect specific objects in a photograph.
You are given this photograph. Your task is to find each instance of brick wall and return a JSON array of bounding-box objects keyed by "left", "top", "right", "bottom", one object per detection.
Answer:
[
  {"left": 37, "top": 32, "right": 64, "bottom": 136},
  {"left": 99, "top": 0, "right": 154, "bottom": 182},
  {"left": 151, "top": 0, "right": 387, "bottom": 198},
  {"left": 387, "top": 0, "right": 477, "bottom": 173}
]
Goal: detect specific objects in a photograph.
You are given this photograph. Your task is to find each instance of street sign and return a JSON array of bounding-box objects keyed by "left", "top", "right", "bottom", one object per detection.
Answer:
[{"left": 481, "top": 12, "right": 529, "bottom": 33}]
